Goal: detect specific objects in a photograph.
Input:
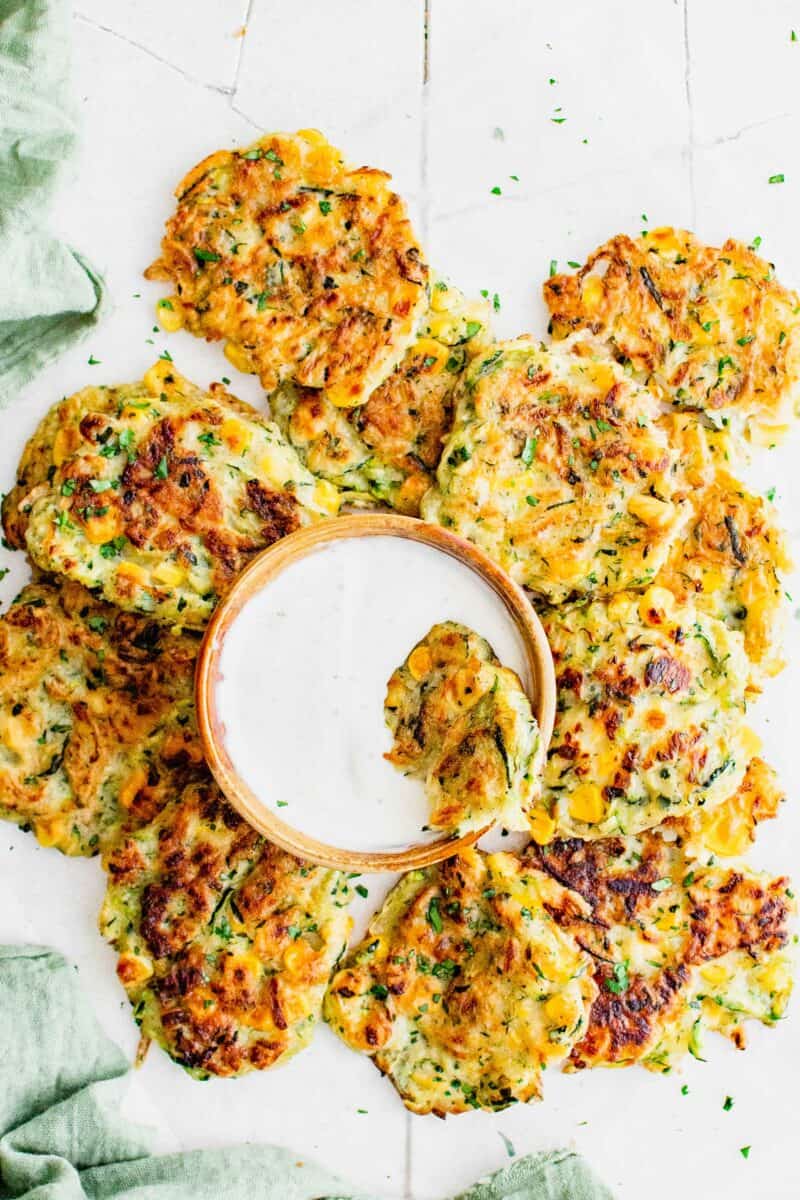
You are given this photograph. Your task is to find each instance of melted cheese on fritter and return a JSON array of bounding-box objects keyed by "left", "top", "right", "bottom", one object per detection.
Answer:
[
  {"left": 2, "top": 361, "right": 336, "bottom": 628},
  {"left": 654, "top": 470, "right": 790, "bottom": 677},
  {"left": 323, "top": 849, "right": 596, "bottom": 1114},
  {"left": 0, "top": 579, "right": 202, "bottom": 856},
  {"left": 384, "top": 622, "right": 543, "bottom": 834},
  {"left": 100, "top": 780, "right": 351, "bottom": 1078},
  {"left": 146, "top": 130, "right": 428, "bottom": 408},
  {"left": 270, "top": 278, "right": 492, "bottom": 514},
  {"left": 538, "top": 589, "right": 751, "bottom": 839},
  {"left": 544, "top": 227, "right": 800, "bottom": 439},
  {"left": 421, "top": 336, "right": 688, "bottom": 604},
  {"left": 527, "top": 830, "right": 795, "bottom": 1072}
]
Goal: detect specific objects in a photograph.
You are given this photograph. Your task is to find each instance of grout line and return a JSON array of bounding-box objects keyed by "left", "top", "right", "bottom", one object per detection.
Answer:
[
  {"left": 403, "top": 1110, "right": 413, "bottom": 1198},
  {"left": 420, "top": 0, "right": 432, "bottom": 247},
  {"left": 231, "top": 0, "right": 257, "bottom": 99},
  {"left": 73, "top": 11, "right": 233, "bottom": 96},
  {"left": 682, "top": 0, "right": 696, "bottom": 228}
]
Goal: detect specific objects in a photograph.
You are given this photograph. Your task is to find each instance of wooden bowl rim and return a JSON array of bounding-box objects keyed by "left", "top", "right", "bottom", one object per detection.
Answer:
[{"left": 195, "top": 513, "right": 556, "bottom": 872}]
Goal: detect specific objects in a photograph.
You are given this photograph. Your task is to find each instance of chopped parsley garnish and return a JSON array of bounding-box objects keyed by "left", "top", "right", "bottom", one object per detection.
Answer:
[
  {"left": 355, "top": 883, "right": 369, "bottom": 899},
  {"left": 319, "top": 200, "right": 332, "bottom": 214},
  {"left": 426, "top": 896, "right": 443, "bottom": 933},
  {"left": 194, "top": 248, "right": 221, "bottom": 263},
  {"left": 154, "top": 456, "right": 169, "bottom": 480},
  {"left": 723, "top": 1095, "right": 734, "bottom": 1112},
  {"left": 605, "top": 960, "right": 630, "bottom": 995},
  {"left": 99, "top": 536, "right": 126, "bottom": 559},
  {"left": 521, "top": 435, "right": 538, "bottom": 465},
  {"left": 768, "top": 173, "right": 785, "bottom": 184}
]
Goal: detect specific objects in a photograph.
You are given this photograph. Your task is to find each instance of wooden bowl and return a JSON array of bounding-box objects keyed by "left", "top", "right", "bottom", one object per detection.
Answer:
[{"left": 196, "top": 514, "right": 555, "bottom": 872}]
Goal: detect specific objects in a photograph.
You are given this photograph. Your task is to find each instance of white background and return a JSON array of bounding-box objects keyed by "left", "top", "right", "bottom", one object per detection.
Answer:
[{"left": 1, "top": 3, "right": 799, "bottom": 1197}]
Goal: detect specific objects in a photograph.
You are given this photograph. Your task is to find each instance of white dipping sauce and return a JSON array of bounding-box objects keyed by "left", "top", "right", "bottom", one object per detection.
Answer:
[{"left": 216, "top": 535, "right": 531, "bottom": 852}]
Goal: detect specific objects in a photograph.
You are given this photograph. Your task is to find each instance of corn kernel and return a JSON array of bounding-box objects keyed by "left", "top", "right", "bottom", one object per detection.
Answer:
[
  {"left": 627, "top": 494, "right": 675, "bottom": 530},
  {"left": 312, "top": 479, "right": 341, "bottom": 515},
  {"left": 326, "top": 380, "right": 360, "bottom": 408},
  {"left": 606, "top": 592, "right": 631, "bottom": 622},
  {"left": 84, "top": 509, "right": 123, "bottom": 545},
  {"left": 119, "top": 767, "right": 147, "bottom": 810},
  {"left": 408, "top": 645, "right": 433, "bottom": 681},
  {"left": 156, "top": 297, "right": 184, "bottom": 333},
  {"left": 297, "top": 128, "right": 327, "bottom": 147},
  {"left": 638, "top": 585, "right": 676, "bottom": 627},
  {"left": 223, "top": 340, "right": 255, "bottom": 375},
  {"left": 116, "top": 561, "right": 148, "bottom": 587},
  {"left": 414, "top": 338, "right": 448, "bottom": 374},
  {"left": 152, "top": 561, "right": 184, "bottom": 587},
  {"left": 568, "top": 782, "right": 606, "bottom": 825},
  {"left": 528, "top": 809, "right": 556, "bottom": 845},
  {"left": 35, "top": 817, "right": 66, "bottom": 849},
  {"left": 284, "top": 940, "right": 314, "bottom": 975},
  {"left": 143, "top": 358, "right": 186, "bottom": 395},
  {"left": 544, "top": 993, "right": 575, "bottom": 1026},
  {"left": 117, "top": 953, "right": 153, "bottom": 986},
  {"left": 581, "top": 274, "right": 605, "bottom": 311}
]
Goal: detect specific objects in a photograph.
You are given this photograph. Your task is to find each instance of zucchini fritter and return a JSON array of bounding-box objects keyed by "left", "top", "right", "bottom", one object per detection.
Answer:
[
  {"left": 384, "top": 622, "right": 543, "bottom": 834},
  {"left": 538, "top": 588, "right": 751, "bottom": 840},
  {"left": 654, "top": 470, "right": 790, "bottom": 677},
  {"left": 146, "top": 130, "right": 428, "bottom": 408},
  {"left": 271, "top": 279, "right": 492, "bottom": 513},
  {"left": 665, "top": 755, "right": 783, "bottom": 860},
  {"left": 527, "top": 830, "right": 795, "bottom": 1072},
  {"left": 421, "top": 336, "right": 687, "bottom": 604},
  {"left": 100, "top": 780, "right": 351, "bottom": 1078},
  {"left": 0, "top": 578, "right": 202, "bottom": 855},
  {"left": 324, "top": 849, "right": 596, "bottom": 1114},
  {"left": 544, "top": 228, "right": 800, "bottom": 438},
  {"left": 2, "top": 361, "right": 337, "bottom": 628}
]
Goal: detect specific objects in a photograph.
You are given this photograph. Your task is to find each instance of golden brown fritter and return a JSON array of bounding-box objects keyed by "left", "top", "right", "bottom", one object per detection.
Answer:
[
  {"left": 527, "top": 830, "right": 794, "bottom": 1072},
  {"left": 0, "top": 578, "right": 202, "bottom": 855},
  {"left": 270, "top": 279, "right": 492, "bottom": 514},
  {"left": 654, "top": 470, "right": 790, "bottom": 677},
  {"left": 421, "top": 335, "right": 689, "bottom": 604},
  {"left": 2, "top": 361, "right": 337, "bottom": 628},
  {"left": 383, "top": 622, "right": 543, "bottom": 834},
  {"left": 544, "top": 228, "right": 800, "bottom": 438},
  {"left": 537, "top": 588, "right": 751, "bottom": 840},
  {"left": 100, "top": 779, "right": 352, "bottom": 1078},
  {"left": 324, "top": 849, "right": 596, "bottom": 1114},
  {"left": 146, "top": 130, "right": 428, "bottom": 408},
  {"left": 666, "top": 755, "right": 784, "bottom": 860}
]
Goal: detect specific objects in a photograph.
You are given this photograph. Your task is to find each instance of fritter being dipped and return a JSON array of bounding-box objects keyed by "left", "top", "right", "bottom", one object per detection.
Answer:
[
  {"left": 3, "top": 361, "right": 337, "bottom": 628},
  {"left": 146, "top": 130, "right": 428, "bottom": 408},
  {"left": 100, "top": 779, "right": 352, "bottom": 1078},
  {"left": 324, "top": 849, "right": 596, "bottom": 1114},
  {"left": 384, "top": 621, "right": 543, "bottom": 835},
  {"left": 0, "top": 578, "right": 202, "bottom": 855}
]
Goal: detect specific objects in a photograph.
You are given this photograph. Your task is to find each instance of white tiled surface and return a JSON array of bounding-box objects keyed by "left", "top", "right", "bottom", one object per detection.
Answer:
[{"left": 1, "top": 3, "right": 800, "bottom": 1197}]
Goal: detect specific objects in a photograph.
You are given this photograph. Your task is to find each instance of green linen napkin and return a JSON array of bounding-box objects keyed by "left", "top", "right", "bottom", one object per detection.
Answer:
[
  {"left": 0, "top": 944, "right": 615, "bottom": 1200},
  {"left": 0, "top": 0, "right": 106, "bottom": 409}
]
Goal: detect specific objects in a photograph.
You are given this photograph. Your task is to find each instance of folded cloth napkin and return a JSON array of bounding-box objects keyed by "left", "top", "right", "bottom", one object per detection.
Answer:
[
  {"left": 0, "top": 944, "right": 616, "bottom": 1200},
  {"left": 0, "top": 0, "right": 106, "bottom": 409}
]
